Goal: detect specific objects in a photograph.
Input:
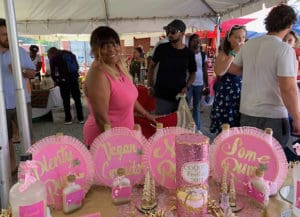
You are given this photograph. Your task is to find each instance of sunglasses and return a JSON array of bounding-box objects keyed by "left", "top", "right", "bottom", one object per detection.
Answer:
[
  {"left": 227, "top": 25, "right": 246, "bottom": 40},
  {"left": 166, "top": 28, "right": 180, "bottom": 35}
]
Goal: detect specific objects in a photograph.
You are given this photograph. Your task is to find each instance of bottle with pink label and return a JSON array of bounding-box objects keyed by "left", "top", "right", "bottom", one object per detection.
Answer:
[
  {"left": 112, "top": 168, "right": 132, "bottom": 205},
  {"left": 9, "top": 153, "right": 47, "bottom": 217},
  {"left": 293, "top": 163, "right": 300, "bottom": 216},
  {"left": 62, "top": 174, "right": 84, "bottom": 213},
  {"left": 248, "top": 165, "right": 270, "bottom": 206}
]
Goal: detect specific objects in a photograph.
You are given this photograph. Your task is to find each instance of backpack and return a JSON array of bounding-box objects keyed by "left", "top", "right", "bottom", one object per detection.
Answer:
[
  {"left": 200, "top": 51, "right": 206, "bottom": 70},
  {"left": 62, "top": 50, "right": 79, "bottom": 77}
]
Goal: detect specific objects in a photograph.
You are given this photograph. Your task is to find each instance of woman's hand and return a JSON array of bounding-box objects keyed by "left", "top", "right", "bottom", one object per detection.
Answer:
[{"left": 144, "top": 112, "right": 158, "bottom": 124}]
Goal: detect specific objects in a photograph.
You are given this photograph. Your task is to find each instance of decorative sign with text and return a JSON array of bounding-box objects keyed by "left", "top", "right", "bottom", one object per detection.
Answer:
[
  {"left": 144, "top": 127, "right": 191, "bottom": 189},
  {"left": 28, "top": 135, "right": 94, "bottom": 210},
  {"left": 211, "top": 127, "right": 288, "bottom": 195},
  {"left": 90, "top": 127, "right": 149, "bottom": 186}
]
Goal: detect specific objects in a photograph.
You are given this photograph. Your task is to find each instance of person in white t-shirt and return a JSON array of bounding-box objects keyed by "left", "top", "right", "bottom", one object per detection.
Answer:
[
  {"left": 186, "top": 34, "right": 208, "bottom": 133},
  {"left": 229, "top": 4, "right": 300, "bottom": 151}
]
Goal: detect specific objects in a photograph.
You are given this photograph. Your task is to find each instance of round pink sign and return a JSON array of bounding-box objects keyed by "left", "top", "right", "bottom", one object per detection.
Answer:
[
  {"left": 211, "top": 127, "right": 288, "bottom": 194},
  {"left": 145, "top": 127, "right": 191, "bottom": 189},
  {"left": 90, "top": 127, "right": 149, "bottom": 186},
  {"left": 28, "top": 135, "right": 94, "bottom": 210}
]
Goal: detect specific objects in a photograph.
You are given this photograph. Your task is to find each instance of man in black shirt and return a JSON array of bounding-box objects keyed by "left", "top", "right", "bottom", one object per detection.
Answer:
[
  {"left": 148, "top": 19, "right": 196, "bottom": 115},
  {"left": 48, "top": 47, "right": 84, "bottom": 124}
]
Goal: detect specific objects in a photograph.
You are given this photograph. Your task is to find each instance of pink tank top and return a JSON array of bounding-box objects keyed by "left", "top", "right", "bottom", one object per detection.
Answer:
[{"left": 83, "top": 71, "right": 138, "bottom": 146}]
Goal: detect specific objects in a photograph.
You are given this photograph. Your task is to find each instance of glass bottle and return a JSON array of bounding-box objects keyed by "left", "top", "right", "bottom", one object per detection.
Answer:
[
  {"left": 134, "top": 124, "right": 142, "bottom": 139},
  {"left": 156, "top": 123, "right": 163, "bottom": 130},
  {"left": 264, "top": 128, "right": 273, "bottom": 145},
  {"left": 104, "top": 123, "right": 111, "bottom": 131},
  {"left": 62, "top": 174, "right": 84, "bottom": 214},
  {"left": 9, "top": 153, "right": 47, "bottom": 217},
  {"left": 134, "top": 123, "right": 141, "bottom": 132},
  {"left": 221, "top": 123, "right": 230, "bottom": 137},
  {"left": 250, "top": 167, "right": 270, "bottom": 206},
  {"left": 112, "top": 168, "right": 131, "bottom": 205},
  {"left": 140, "top": 62, "right": 146, "bottom": 84},
  {"left": 134, "top": 72, "right": 139, "bottom": 84}
]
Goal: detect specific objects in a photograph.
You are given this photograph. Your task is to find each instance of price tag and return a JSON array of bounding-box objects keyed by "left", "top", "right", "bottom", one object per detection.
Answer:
[{"left": 281, "top": 209, "right": 292, "bottom": 217}]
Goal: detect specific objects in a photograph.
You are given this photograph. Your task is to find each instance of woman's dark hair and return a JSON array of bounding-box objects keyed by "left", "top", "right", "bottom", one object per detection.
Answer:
[
  {"left": 90, "top": 26, "right": 120, "bottom": 56},
  {"left": 188, "top": 34, "right": 199, "bottom": 49},
  {"left": 222, "top": 25, "right": 246, "bottom": 55},
  {"left": 264, "top": 4, "right": 297, "bottom": 33},
  {"left": 89, "top": 26, "right": 129, "bottom": 78}
]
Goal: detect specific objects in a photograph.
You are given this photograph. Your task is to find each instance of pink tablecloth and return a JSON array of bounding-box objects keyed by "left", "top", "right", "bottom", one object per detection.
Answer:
[
  {"left": 115, "top": 178, "right": 263, "bottom": 217},
  {"left": 51, "top": 171, "right": 295, "bottom": 217}
]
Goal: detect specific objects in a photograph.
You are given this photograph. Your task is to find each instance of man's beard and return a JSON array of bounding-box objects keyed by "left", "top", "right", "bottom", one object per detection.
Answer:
[{"left": 169, "top": 38, "right": 180, "bottom": 43}]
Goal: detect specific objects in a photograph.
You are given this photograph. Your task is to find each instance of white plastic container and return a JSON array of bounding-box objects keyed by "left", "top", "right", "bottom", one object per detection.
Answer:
[
  {"left": 293, "top": 164, "right": 300, "bottom": 216},
  {"left": 9, "top": 153, "right": 47, "bottom": 217},
  {"left": 62, "top": 174, "right": 84, "bottom": 213}
]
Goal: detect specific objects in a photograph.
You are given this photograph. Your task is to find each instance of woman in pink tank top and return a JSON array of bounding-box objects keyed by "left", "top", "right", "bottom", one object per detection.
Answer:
[{"left": 83, "top": 26, "right": 156, "bottom": 146}]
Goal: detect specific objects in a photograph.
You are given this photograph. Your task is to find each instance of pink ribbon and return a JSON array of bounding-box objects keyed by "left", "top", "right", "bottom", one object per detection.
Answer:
[
  {"left": 293, "top": 143, "right": 300, "bottom": 156},
  {"left": 19, "top": 160, "right": 38, "bottom": 192}
]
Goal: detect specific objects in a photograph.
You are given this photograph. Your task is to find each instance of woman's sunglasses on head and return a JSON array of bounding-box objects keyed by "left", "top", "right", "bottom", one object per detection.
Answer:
[{"left": 227, "top": 25, "right": 246, "bottom": 39}]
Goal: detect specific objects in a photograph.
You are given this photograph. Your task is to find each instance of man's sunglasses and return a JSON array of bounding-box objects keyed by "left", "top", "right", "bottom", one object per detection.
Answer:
[
  {"left": 166, "top": 28, "right": 181, "bottom": 35},
  {"left": 227, "top": 25, "right": 246, "bottom": 40}
]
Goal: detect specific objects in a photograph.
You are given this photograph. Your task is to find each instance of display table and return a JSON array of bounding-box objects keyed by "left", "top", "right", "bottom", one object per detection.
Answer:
[
  {"left": 51, "top": 171, "right": 295, "bottom": 217},
  {"left": 32, "top": 86, "right": 63, "bottom": 119}
]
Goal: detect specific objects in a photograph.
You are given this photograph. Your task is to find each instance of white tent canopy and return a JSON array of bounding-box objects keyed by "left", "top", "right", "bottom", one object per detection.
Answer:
[{"left": 0, "top": 0, "right": 286, "bottom": 36}]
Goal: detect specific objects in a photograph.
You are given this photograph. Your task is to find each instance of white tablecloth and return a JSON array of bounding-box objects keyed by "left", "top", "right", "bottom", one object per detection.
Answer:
[{"left": 32, "top": 86, "right": 63, "bottom": 118}]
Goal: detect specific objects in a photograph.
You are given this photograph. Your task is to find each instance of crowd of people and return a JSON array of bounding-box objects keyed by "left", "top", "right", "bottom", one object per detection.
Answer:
[{"left": 1, "top": 3, "right": 300, "bottom": 175}]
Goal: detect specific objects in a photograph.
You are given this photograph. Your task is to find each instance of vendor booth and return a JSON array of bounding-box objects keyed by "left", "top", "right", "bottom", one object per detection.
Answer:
[{"left": 0, "top": 0, "right": 296, "bottom": 216}]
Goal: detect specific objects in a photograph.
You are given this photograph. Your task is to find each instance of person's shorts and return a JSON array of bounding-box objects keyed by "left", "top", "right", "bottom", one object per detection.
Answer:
[{"left": 6, "top": 108, "right": 18, "bottom": 139}]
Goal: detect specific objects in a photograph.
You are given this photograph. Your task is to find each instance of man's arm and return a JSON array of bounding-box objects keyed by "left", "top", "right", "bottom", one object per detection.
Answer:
[
  {"left": 20, "top": 47, "right": 37, "bottom": 78},
  {"left": 147, "top": 59, "right": 157, "bottom": 88},
  {"left": 186, "top": 72, "right": 196, "bottom": 88},
  {"left": 181, "top": 71, "right": 196, "bottom": 94},
  {"left": 22, "top": 68, "right": 36, "bottom": 79},
  {"left": 73, "top": 53, "right": 79, "bottom": 72},
  {"left": 49, "top": 59, "right": 58, "bottom": 85},
  {"left": 278, "top": 76, "right": 300, "bottom": 135}
]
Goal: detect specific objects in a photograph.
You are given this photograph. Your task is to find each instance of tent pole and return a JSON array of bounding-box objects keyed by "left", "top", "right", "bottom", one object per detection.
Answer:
[
  {"left": 103, "top": 0, "right": 109, "bottom": 26},
  {"left": 0, "top": 0, "right": 31, "bottom": 208},
  {"left": 4, "top": 0, "right": 32, "bottom": 150}
]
